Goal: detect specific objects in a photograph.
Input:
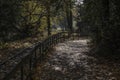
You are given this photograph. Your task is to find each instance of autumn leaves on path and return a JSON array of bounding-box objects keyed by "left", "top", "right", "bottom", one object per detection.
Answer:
[{"left": 34, "top": 38, "right": 120, "bottom": 80}]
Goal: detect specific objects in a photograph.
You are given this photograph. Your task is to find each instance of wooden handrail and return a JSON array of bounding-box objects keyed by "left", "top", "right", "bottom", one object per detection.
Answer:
[{"left": 0, "top": 31, "right": 80, "bottom": 80}]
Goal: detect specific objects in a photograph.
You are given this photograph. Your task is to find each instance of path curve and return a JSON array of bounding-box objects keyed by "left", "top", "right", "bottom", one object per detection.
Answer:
[{"left": 34, "top": 38, "right": 119, "bottom": 80}]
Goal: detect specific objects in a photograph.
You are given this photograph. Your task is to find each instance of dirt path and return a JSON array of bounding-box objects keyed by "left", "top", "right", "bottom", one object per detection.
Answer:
[{"left": 34, "top": 38, "right": 120, "bottom": 80}]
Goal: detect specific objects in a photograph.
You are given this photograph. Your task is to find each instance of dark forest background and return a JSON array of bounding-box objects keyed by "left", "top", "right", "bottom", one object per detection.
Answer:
[{"left": 0, "top": 0, "right": 120, "bottom": 55}]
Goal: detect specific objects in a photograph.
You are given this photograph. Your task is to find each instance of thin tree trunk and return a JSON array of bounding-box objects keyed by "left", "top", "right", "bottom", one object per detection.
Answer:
[
  {"left": 65, "top": 0, "right": 73, "bottom": 33},
  {"left": 47, "top": 5, "right": 51, "bottom": 36},
  {"left": 69, "top": 0, "right": 73, "bottom": 32},
  {"left": 102, "top": 0, "right": 110, "bottom": 38}
]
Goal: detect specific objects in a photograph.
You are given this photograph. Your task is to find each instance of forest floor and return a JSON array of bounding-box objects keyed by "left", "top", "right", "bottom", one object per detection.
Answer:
[
  {"left": 0, "top": 32, "right": 50, "bottom": 63},
  {"left": 34, "top": 38, "right": 120, "bottom": 80}
]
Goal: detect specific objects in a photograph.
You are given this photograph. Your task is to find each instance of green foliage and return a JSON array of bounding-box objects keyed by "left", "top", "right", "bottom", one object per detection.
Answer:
[
  {"left": 0, "top": 42, "right": 9, "bottom": 49},
  {"left": 0, "top": 0, "right": 67, "bottom": 41}
]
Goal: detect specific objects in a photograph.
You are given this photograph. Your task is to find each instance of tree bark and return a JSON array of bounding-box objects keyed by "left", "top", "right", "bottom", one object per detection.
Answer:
[
  {"left": 65, "top": 0, "right": 73, "bottom": 32},
  {"left": 47, "top": 5, "right": 51, "bottom": 36}
]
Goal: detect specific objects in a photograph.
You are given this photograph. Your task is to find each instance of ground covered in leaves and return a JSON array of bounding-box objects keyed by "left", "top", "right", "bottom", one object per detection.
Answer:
[
  {"left": 0, "top": 32, "right": 49, "bottom": 63},
  {"left": 34, "top": 38, "right": 120, "bottom": 80}
]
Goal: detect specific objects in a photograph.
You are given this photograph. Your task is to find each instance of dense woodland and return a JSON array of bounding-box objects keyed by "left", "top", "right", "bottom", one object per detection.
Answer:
[
  {"left": 0, "top": 0, "right": 120, "bottom": 57},
  {"left": 0, "top": 0, "right": 120, "bottom": 80},
  {"left": 0, "top": 0, "right": 74, "bottom": 50},
  {"left": 83, "top": 0, "right": 120, "bottom": 54},
  {"left": 0, "top": 0, "right": 71, "bottom": 40}
]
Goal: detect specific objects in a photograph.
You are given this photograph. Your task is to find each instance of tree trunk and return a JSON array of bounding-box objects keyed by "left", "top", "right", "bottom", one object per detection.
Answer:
[
  {"left": 69, "top": 0, "right": 73, "bottom": 32},
  {"left": 65, "top": 0, "right": 73, "bottom": 33},
  {"left": 102, "top": 0, "right": 110, "bottom": 39},
  {"left": 47, "top": 5, "right": 51, "bottom": 36}
]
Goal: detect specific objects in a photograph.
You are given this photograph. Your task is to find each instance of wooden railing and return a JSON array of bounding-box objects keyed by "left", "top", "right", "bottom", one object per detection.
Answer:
[{"left": 0, "top": 32, "right": 80, "bottom": 80}]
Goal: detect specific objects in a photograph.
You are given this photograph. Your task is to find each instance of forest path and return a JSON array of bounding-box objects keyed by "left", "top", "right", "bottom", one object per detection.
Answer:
[{"left": 34, "top": 38, "right": 120, "bottom": 80}]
